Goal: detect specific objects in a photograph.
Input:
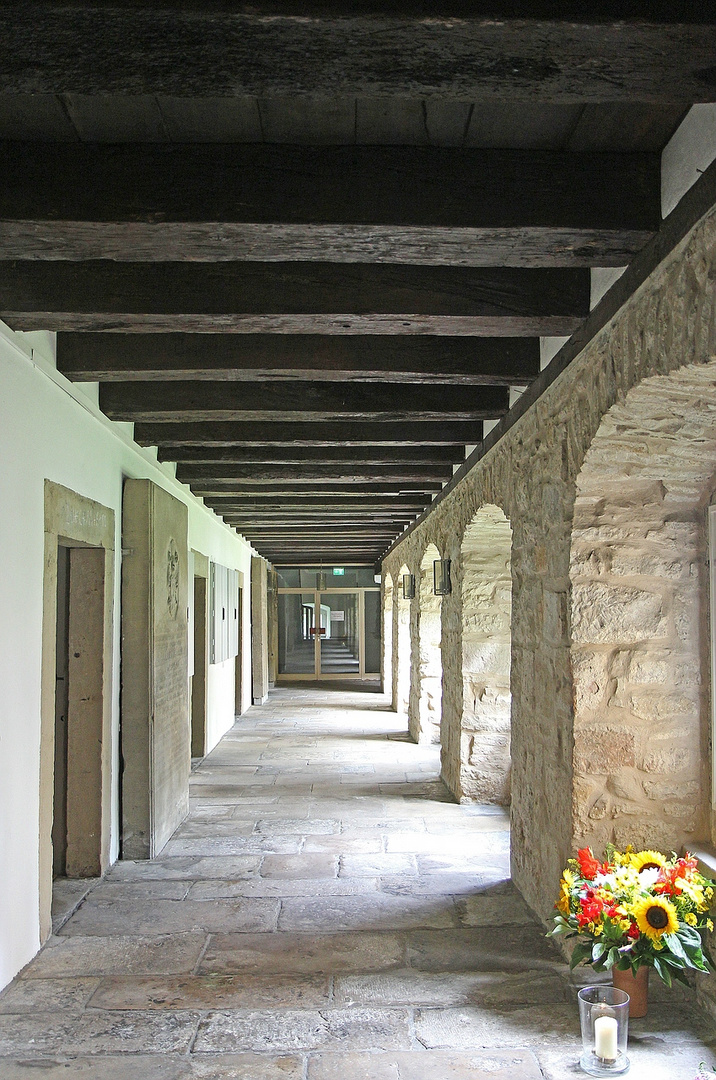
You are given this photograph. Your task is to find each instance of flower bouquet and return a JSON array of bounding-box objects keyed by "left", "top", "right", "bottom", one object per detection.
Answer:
[{"left": 549, "top": 846, "right": 715, "bottom": 987}]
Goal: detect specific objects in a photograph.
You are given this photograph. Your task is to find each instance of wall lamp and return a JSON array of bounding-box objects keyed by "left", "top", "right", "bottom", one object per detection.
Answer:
[
  {"left": 402, "top": 573, "right": 415, "bottom": 600},
  {"left": 433, "top": 559, "right": 451, "bottom": 595}
]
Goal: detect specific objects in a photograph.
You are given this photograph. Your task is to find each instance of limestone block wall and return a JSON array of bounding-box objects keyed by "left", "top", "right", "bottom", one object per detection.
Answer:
[
  {"left": 381, "top": 574, "right": 393, "bottom": 696},
  {"left": 461, "top": 507, "right": 513, "bottom": 803},
  {"left": 392, "top": 567, "right": 411, "bottom": 717},
  {"left": 383, "top": 205, "right": 716, "bottom": 922},
  {"left": 409, "top": 546, "right": 442, "bottom": 745},
  {"left": 571, "top": 369, "right": 716, "bottom": 855}
]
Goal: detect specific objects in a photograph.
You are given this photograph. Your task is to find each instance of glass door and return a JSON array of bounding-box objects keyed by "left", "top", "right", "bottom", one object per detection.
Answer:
[
  {"left": 278, "top": 591, "right": 318, "bottom": 675},
  {"left": 277, "top": 587, "right": 381, "bottom": 680},
  {"left": 318, "top": 592, "right": 360, "bottom": 676}
]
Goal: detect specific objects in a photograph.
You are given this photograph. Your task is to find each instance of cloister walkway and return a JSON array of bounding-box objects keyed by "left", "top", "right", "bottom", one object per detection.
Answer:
[{"left": 0, "top": 686, "right": 712, "bottom": 1078}]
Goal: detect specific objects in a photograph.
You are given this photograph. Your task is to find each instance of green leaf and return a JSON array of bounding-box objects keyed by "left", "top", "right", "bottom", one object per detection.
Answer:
[
  {"left": 664, "top": 933, "right": 689, "bottom": 963},
  {"left": 603, "top": 947, "right": 619, "bottom": 970},
  {"left": 592, "top": 941, "right": 607, "bottom": 962},
  {"left": 652, "top": 954, "right": 672, "bottom": 987},
  {"left": 569, "top": 942, "right": 592, "bottom": 970},
  {"left": 678, "top": 924, "right": 702, "bottom": 948}
]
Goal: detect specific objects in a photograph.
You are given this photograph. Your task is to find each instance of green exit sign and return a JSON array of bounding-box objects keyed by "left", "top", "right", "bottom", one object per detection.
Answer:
[{"left": 333, "top": 567, "right": 345, "bottom": 576}]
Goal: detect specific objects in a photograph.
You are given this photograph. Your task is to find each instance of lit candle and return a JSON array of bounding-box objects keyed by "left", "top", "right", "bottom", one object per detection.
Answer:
[{"left": 594, "top": 1014, "right": 618, "bottom": 1062}]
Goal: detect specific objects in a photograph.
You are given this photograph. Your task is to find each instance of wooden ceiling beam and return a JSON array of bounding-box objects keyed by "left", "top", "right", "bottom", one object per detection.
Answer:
[
  {"left": 162, "top": 446, "right": 463, "bottom": 466},
  {"left": 58, "top": 334, "right": 539, "bottom": 385},
  {"left": 0, "top": 262, "right": 589, "bottom": 335},
  {"left": 196, "top": 482, "right": 443, "bottom": 495},
  {"left": 137, "top": 421, "right": 483, "bottom": 447},
  {"left": 0, "top": 145, "right": 658, "bottom": 266},
  {"left": 101, "top": 382, "right": 509, "bottom": 423},
  {"left": 203, "top": 494, "right": 431, "bottom": 507},
  {"left": 183, "top": 465, "right": 451, "bottom": 483},
  {"left": 2, "top": 6, "right": 714, "bottom": 101}
]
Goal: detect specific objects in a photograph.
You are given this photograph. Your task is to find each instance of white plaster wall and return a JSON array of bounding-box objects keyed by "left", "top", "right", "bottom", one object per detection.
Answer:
[
  {"left": 0, "top": 321, "right": 254, "bottom": 990},
  {"left": 662, "top": 105, "right": 716, "bottom": 218}
]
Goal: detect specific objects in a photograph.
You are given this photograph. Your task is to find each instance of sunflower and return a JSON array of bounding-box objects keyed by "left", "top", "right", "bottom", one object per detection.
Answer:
[
  {"left": 632, "top": 895, "right": 679, "bottom": 940},
  {"left": 630, "top": 849, "right": 667, "bottom": 874}
]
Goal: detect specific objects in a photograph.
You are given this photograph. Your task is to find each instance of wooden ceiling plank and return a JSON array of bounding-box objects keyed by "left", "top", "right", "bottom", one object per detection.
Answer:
[
  {"left": 2, "top": 6, "right": 714, "bottom": 101},
  {"left": 58, "top": 334, "right": 539, "bottom": 385},
  {"left": 136, "top": 421, "right": 484, "bottom": 447},
  {"left": 0, "top": 144, "right": 658, "bottom": 265},
  {"left": 162, "top": 445, "right": 464, "bottom": 465},
  {"left": 1, "top": 262, "right": 589, "bottom": 335},
  {"left": 100, "top": 381, "right": 508, "bottom": 423}
]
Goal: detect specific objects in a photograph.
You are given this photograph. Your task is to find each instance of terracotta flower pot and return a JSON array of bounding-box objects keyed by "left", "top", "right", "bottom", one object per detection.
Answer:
[{"left": 612, "top": 964, "right": 649, "bottom": 1018}]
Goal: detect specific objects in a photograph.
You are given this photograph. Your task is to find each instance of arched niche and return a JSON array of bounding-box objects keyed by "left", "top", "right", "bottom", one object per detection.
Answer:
[
  {"left": 394, "top": 564, "right": 412, "bottom": 716},
  {"left": 571, "top": 361, "right": 716, "bottom": 854},
  {"left": 460, "top": 505, "right": 513, "bottom": 803},
  {"left": 382, "top": 573, "right": 393, "bottom": 697},
  {"left": 411, "top": 543, "right": 442, "bottom": 745}
]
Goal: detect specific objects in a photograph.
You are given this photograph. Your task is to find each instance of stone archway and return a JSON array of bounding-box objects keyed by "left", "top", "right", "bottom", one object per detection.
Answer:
[
  {"left": 410, "top": 543, "right": 443, "bottom": 745},
  {"left": 460, "top": 506, "right": 513, "bottom": 803},
  {"left": 394, "top": 564, "right": 411, "bottom": 716},
  {"left": 570, "top": 361, "right": 716, "bottom": 855},
  {"left": 383, "top": 573, "right": 393, "bottom": 697}
]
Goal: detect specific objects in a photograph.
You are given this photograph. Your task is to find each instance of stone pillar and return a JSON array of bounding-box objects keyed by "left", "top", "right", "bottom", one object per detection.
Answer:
[
  {"left": 121, "top": 479, "right": 189, "bottom": 860},
  {"left": 251, "top": 556, "right": 269, "bottom": 704}
]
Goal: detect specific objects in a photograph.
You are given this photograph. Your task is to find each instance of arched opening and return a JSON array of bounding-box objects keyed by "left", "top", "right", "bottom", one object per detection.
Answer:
[
  {"left": 570, "top": 362, "right": 716, "bottom": 854},
  {"left": 412, "top": 543, "right": 442, "bottom": 745},
  {"left": 394, "top": 564, "right": 411, "bottom": 716},
  {"left": 460, "top": 506, "right": 513, "bottom": 803},
  {"left": 382, "top": 573, "right": 393, "bottom": 697}
]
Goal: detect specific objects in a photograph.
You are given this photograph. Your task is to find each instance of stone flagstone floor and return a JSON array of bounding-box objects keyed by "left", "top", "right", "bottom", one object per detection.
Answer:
[{"left": 1, "top": 685, "right": 715, "bottom": 1079}]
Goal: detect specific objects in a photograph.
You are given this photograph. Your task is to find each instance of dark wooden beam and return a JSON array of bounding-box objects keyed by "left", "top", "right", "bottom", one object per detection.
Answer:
[
  {"left": 136, "top": 421, "right": 483, "bottom": 447},
  {"left": 0, "top": 145, "right": 659, "bottom": 267},
  {"left": 2, "top": 6, "right": 715, "bottom": 100},
  {"left": 58, "top": 334, "right": 539, "bottom": 385},
  {"left": 178, "top": 456, "right": 457, "bottom": 480},
  {"left": 161, "top": 446, "right": 464, "bottom": 466},
  {"left": 182, "top": 464, "right": 452, "bottom": 482},
  {"left": 0, "top": 262, "right": 589, "bottom": 335},
  {"left": 206, "top": 496, "right": 430, "bottom": 510},
  {"left": 102, "top": 382, "right": 509, "bottom": 423},
  {"left": 198, "top": 482, "right": 442, "bottom": 495}
]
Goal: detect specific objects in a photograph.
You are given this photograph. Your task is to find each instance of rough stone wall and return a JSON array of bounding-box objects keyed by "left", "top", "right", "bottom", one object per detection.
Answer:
[
  {"left": 382, "top": 574, "right": 393, "bottom": 696},
  {"left": 571, "top": 367, "right": 716, "bottom": 854},
  {"left": 392, "top": 566, "right": 411, "bottom": 717},
  {"left": 383, "top": 206, "right": 716, "bottom": 921},
  {"left": 461, "top": 507, "right": 513, "bottom": 804},
  {"left": 410, "top": 545, "right": 442, "bottom": 746}
]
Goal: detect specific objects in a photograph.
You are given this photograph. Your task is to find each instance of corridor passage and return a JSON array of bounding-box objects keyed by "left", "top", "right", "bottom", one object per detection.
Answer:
[{"left": 0, "top": 687, "right": 712, "bottom": 1078}]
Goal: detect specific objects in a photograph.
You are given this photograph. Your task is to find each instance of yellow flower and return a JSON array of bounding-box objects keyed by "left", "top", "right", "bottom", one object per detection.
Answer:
[
  {"left": 630, "top": 849, "right": 667, "bottom": 873},
  {"left": 632, "top": 895, "right": 679, "bottom": 940},
  {"left": 556, "top": 874, "right": 573, "bottom": 914},
  {"left": 708, "top": 919, "right": 714, "bottom": 932},
  {"left": 706, "top": 888, "right": 713, "bottom": 901},
  {"left": 685, "top": 912, "right": 698, "bottom": 926}
]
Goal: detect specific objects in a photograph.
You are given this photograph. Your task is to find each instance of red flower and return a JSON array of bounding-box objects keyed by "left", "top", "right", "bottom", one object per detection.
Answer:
[
  {"left": 577, "top": 848, "right": 608, "bottom": 880},
  {"left": 655, "top": 866, "right": 683, "bottom": 897},
  {"left": 627, "top": 922, "right": 640, "bottom": 940}
]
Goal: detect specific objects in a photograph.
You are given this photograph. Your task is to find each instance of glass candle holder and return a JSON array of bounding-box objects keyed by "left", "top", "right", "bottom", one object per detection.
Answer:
[{"left": 578, "top": 985, "right": 630, "bottom": 1075}]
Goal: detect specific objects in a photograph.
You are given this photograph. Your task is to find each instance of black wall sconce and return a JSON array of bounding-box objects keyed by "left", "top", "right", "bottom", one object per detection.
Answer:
[
  {"left": 402, "top": 573, "right": 415, "bottom": 600},
  {"left": 433, "top": 559, "right": 451, "bottom": 595}
]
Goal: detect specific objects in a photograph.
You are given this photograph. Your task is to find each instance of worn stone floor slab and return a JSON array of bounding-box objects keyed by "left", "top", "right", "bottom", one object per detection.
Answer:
[
  {"left": 0, "top": 1055, "right": 303, "bottom": 1079},
  {"left": 94, "top": 971, "right": 328, "bottom": 1011},
  {"left": 307, "top": 1049, "right": 544, "bottom": 1079},
  {"left": 3, "top": 685, "right": 714, "bottom": 1079}
]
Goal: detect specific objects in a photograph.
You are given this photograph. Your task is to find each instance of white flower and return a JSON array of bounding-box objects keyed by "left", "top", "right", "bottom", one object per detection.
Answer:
[{"left": 638, "top": 868, "right": 660, "bottom": 888}]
